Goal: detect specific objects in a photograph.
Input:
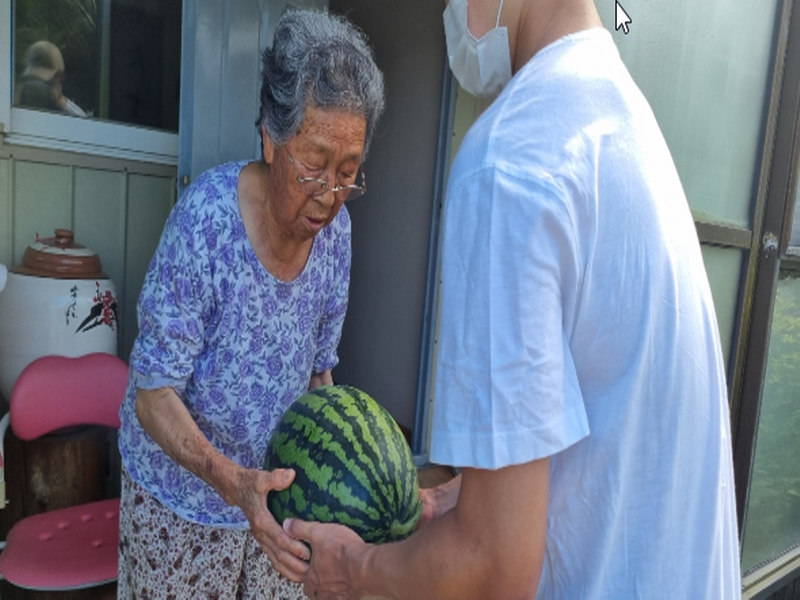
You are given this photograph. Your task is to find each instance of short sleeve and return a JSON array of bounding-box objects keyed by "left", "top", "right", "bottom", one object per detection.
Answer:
[
  {"left": 312, "top": 208, "right": 352, "bottom": 374},
  {"left": 130, "top": 201, "right": 208, "bottom": 393},
  {"left": 429, "top": 167, "right": 590, "bottom": 469}
]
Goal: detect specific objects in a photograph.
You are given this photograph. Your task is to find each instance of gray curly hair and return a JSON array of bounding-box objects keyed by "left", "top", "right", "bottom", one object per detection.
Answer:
[{"left": 257, "top": 9, "right": 385, "bottom": 158}]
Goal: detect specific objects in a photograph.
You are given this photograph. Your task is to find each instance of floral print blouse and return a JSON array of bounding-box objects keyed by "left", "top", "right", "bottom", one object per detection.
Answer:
[{"left": 118, "top": 161, "right": 351, "bottom": 527}]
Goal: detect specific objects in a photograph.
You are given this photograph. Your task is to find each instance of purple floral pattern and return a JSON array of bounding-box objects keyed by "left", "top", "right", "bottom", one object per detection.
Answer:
[{"left": 118, "top": 161, "right": 351, "bottom": 527}]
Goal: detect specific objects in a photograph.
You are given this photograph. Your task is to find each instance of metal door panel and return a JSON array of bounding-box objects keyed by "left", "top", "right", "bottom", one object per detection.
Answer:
[{"left": 179, "top": 0, "right": 328, "bottom": 197}]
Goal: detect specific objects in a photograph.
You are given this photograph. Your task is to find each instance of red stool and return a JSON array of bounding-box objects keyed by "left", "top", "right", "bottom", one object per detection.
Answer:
[{"left": 0, "top": 353, "right": 128, "bottom": 591}]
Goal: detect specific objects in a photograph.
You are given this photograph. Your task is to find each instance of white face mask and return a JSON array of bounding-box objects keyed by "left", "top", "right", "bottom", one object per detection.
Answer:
[{"left": 443, "top": 0, "right": 512, "bottom": 99}]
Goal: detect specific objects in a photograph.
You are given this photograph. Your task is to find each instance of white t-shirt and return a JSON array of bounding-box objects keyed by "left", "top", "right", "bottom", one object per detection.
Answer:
[{"left": 430, "top": 28, "right": 741, "bottom": 599}]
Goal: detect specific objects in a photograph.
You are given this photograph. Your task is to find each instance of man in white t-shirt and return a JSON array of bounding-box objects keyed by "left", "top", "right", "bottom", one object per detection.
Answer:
[{"left": 286, "top": 0, "right": 742, "bottom": 597}]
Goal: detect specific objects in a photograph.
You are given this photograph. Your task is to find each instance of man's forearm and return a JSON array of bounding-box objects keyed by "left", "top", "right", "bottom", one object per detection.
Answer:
[
  {"left": 354, "top": 463, "right": 548, "bottom": 600},
  {"left": 357, "top": 504, "right": 489, "bottom": 599}
]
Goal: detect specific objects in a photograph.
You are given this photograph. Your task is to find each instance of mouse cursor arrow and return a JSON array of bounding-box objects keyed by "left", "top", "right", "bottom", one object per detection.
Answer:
[{"left": 615, "top": 1, "right": 632, "bottom": 34}]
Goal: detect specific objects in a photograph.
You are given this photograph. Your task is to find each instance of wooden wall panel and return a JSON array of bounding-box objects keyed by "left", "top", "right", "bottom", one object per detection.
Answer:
[
  {"left": 0, "top": 158, "right": 10, "bottom": 266},
  {"left": 12, "top": 161, "right": 72, "bottom": 263},
  {"left": 74, "top": 168, "right": 129, "bottom": 354},
  {"left": 122, "top": 173, "right": 175, "bottom": 361},
  {"left": 73, "top": 168, "right": 127, "bottom": 285},
  {"left": 1, "top": 158, "right": 174, "bottom": 362}
]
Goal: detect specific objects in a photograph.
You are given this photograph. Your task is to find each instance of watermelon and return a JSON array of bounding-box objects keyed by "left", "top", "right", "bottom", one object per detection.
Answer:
[{"left": 263, "top": 384, "right": 422, "bottom": 544}]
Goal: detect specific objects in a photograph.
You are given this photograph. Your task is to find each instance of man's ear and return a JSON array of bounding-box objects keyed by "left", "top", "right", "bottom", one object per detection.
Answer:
[{"left": 261, "top": 125, "right": 275, "bottom": 165}]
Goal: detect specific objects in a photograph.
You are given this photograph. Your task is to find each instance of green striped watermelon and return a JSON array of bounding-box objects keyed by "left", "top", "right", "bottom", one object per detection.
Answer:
[{"left": 263, "top": 385, "right": 422, "bottom": 544}]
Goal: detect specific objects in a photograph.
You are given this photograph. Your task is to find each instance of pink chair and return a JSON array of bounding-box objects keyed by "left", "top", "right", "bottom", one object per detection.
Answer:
[{"left": 0, "top": 353, "right": 128, "bottom": 591}]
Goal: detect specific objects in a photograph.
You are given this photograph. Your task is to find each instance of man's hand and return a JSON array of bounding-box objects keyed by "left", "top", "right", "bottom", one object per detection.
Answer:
[
  {"left": 284, "top": 519, "right": 370, "bottom": 600},
  {"left": 283, "top": 461, "right": 548, "bottom": 599},
  {"left": 228, "top": 468, "right": 311, "bottom": 582}
]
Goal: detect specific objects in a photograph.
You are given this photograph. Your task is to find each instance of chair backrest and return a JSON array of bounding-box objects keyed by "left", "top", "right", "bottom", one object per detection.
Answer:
[{"left": 9, "top": 353, "right": 129, "bottom": 440}]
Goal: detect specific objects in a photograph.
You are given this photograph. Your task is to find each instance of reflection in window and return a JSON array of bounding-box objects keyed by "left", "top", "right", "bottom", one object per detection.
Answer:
[
  {"left": 13, "top": 0, "right": 181, "bottom": 132},
  {"left": 741, "top": 274, "right": 800, "bottom": 573}
]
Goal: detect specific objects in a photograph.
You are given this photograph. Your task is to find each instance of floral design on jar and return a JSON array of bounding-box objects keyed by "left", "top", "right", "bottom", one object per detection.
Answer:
[{"left": 73, "top": 281, "right": 119, "bottom": 333}]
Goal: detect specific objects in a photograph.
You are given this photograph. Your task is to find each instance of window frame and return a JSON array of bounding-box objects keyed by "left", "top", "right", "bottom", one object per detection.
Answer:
[
  {"left": 780, "top": 118, "right": 800, "bottom": 259},
  {"left": 0, "top": 0, "right": 178, "bottom": 165},
  {"left": 736, "top": 0, "right": 800, "bottom": 593}
]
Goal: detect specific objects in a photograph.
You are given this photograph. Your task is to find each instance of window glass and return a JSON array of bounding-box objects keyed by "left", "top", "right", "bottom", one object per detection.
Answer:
[
  {"left": 606, "top": 0, "right": 779, "bottom": 229},
  {"left": 449, "top": 85, "right": 492, "bottom": 165},
  {"left": 13, "top": 0, "right": 181, "bottom": 132},
  {"left": 790, "top": 181, "right": 800, "bottom": 247},
  {"left": 741, "top": 274, "right": 800, "bottom": 573},
  {"left": 700, "top": 245, "right": 744, "bottom": 372}
]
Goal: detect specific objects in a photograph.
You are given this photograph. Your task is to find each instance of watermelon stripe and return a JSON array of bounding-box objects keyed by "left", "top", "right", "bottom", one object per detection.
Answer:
[
  {"left": 332, "top": 393, "right": 394, "bottom": 507},
  {"left": 335, "top": 386, "right": 420, "bottom": 533},
  {"left": 292, "top": 396, "right": 407, "bottom": 520},
  {"left": 357, "top": 389, "right": 412, "bottom": 515},
  {"left": 319, "top": 390, "right": 394, "bottom": 508},
  {"left": 274, "top": 465, "right": 384, "bottom": 534},
  {"left": 342, "top": 386, "right": 402, "bottom": 509},
  {"left": 358, "top": 390, "right": 407, "bottom": 506},
  {"left": 285, "top": 409, "right": 389, "bottom": 519},
  {"left": 264, "top": 385, "right": 422, "bottom": 543}
]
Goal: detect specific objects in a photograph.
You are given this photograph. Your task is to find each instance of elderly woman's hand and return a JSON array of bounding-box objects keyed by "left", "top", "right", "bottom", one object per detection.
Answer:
[
  {"left": 416, "top": 486, "right": 438, "bottom": 531},
  {"left": 416, "top": 472, "right": 462, "bottom": 531},
  {"left": 230, "top": 467, "right": 311, "bottom": 582}
]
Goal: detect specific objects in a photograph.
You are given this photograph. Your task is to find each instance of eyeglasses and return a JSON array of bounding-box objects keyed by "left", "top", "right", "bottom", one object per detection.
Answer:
[{"left": 286, "top": 149, "right": 366, "bottom": 201}]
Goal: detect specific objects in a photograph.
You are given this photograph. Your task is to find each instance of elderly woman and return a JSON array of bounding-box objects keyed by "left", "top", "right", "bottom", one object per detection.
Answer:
[{"left": 116, "top": 9, "right": 384, "bottom": 599}]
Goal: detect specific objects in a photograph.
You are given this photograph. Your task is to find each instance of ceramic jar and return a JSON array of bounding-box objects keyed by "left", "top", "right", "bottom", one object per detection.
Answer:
[{"left": 0, "top": 229, "right": 119, "bottom": 400}]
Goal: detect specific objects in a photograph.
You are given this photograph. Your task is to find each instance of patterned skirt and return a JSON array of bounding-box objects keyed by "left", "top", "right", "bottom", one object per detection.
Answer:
[{"left": 117, "top": 466, "right": 308, "bottom": 599}]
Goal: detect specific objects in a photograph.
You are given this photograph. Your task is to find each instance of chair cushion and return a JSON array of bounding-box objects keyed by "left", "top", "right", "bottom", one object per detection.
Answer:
[
  {"left": 0, "top": 498, "right": 119, "bottom": 590},
  {"left": 10, "top": 353, "right": 128, "bottom": 440}
]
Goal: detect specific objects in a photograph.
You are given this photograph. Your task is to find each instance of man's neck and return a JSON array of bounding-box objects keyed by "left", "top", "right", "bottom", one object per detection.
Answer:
[{"left": 512, "top": 0, "right": 603, "bottom": 73}]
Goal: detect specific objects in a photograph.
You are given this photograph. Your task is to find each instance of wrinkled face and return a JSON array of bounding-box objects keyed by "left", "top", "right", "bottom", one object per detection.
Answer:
[{"left": 264, "top": 106, "right": 367, "bottom": 241}]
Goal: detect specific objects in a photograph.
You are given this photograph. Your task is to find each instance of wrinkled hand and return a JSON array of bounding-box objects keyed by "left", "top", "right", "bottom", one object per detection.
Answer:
[
  {"left": 416, "top": 487, "right": 437, "bottom": 531},
  {"left": 284, "top": 518, "right": 369, "bottom": 600},
  {"left": 415, "top": 474, "right": 461, "bottom": 532},
  {"left": 231, "top": 468, "right": 310, "bottom": 582}
]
